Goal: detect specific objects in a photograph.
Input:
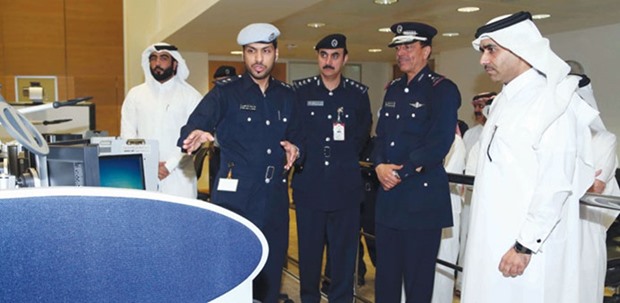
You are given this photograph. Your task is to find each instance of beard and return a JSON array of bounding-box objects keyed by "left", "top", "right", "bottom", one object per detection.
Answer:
[{"left": 150, "top": 65, "right": 175, "bottom": 82}]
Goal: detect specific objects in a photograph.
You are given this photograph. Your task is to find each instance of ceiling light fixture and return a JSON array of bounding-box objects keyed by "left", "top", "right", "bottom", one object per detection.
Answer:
[
  {"left": 368, "top": 49, "right": 383, "bottom": 53},
  {"left": 374, "top": 0, "right": 398, "bottom": 4},
  {"left": 307, "top": 22, "right": 325, "bottom": 28},
  {"left": 532, "top": 13, "right": 551, "bottom": 20},
  {"left": 442, "top": 32, "right": 460, "bottom": 37},
  {"left": 457, "top": 6, "right": 480, "bottom": 13},
  {"left": 378, "top": 27, "right": 392, "bottom": 33},
  {"left": 230, "top": 51, "right": 243, "bottom": 55}
]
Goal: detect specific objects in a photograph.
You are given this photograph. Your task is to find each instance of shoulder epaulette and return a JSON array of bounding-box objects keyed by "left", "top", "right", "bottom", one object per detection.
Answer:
[
  {"left": 214, "top": 74, "right": 242, "bottom": 86},
  {"left": 292, "top": 76, "right": 319, "bottom": 90},
  {"left": 275, "top": 78, "right": 293, "bottom": 89},
  {"left": 386, "top": 77, "right": 402, "bottom": 90},
  {"left": 428, "top": 73, "right": 445, "bottom": 87},
  {"left": 343, "top": 78, "right": 368, "bottom": 94}
]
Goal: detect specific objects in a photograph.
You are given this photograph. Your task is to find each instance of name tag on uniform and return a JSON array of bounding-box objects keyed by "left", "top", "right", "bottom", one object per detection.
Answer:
[
  {"left": 307, "top": 100, "right": 324, "bottom": 107},
  {"left": 333, "top": 122, "right": 345, "bottom": 141},
  {"left": 217, "top": 178, "right": 238, "bottom": 192},
  {"left": 385, "top": 101, "right": 396, "bottom": 108},
  {"left": 240, "top": 104, "right": 256, "bottom": 111}
]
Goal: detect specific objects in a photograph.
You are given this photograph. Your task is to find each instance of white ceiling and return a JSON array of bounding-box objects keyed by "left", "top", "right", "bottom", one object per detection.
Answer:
[{"left": 165, "top": 0, "right": 620, "bottom": 62}]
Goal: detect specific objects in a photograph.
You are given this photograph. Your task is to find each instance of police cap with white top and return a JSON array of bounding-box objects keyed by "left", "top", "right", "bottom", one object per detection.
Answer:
[
  {"left": 314, "top": 33, "right": 347, "bottom": 52},
  {"left": 237, "top": 23, "right": 280, "bottom": 46},
  {"left": 388, "top": 22, "right": 437, "bottom": 48}
]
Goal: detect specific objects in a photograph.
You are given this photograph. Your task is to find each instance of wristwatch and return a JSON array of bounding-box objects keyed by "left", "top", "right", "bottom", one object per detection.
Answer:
[{"left": 513, "top": 241, "right": 532, "bottom": 254}]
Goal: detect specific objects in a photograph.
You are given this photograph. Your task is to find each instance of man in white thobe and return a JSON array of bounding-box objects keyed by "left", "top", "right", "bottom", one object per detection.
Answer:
[
  {"left": 461, "top": 11, "right": 598, "bottom": 303},
  {"left": 121, "top": 43, "right": 201, "bottom": 198},
  {"left": 574, "top": 72, "right": 620, "bottom": 303},
  {"left": 431, "top": 130, "right": 466, "bottom": 303},
  {"left": 462, "top": 92, "right": 496, "bottom": 156}
]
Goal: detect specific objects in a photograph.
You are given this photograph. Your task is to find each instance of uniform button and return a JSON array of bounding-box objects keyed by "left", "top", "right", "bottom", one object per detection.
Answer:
[
  {"left": 536, "top": 239, "right": 541, "bottom": 243},
  {"left": 385, "top": 112, "right": 389, "bottom": 117},
  {"left": 265, "top": 179, "right": 271, "bottom": 184},
  {"left": 390, "top": 141, "right": 395, "bottom": 147},
  {"left": 327, "top": 114, "right": 332, "bottom": 119},
  {"left": 396, "top": 114, "right": 400, "bottom": 119},
  {"left": 325, "top": 161, "right": 330, "bottom": 166},
  {"left": 283, "top": 117, "right": 288, "bottom": 122},
  {"left": 266, "top": 120, "right": 270, "bottom": 125},
  {"left": 404, "top": 88, "right": 409, "bottom": 93},
  {"left": 345, "top": 114, "right": 349, "bottom": 118},
  {"left": 329, "top": 91, "right": 333, "bottom": 96},
  {"left": 267, "top": 149, "right": 272, "bottom": 154},
  {"left": 326, "top": 137, "right": 330, "bottom": 142},
  {"left": 423, "top": 182, "right": 428, "bottom": 187},
  {"left": 247, "top": 117, "right": 252, "bottom": 122},
  {"left": 311, "top": 112, "right": 315, "bottom": 116},
  {"left": 282, "top": 178, "right": 287, "bottom": 183},
  {"left": 411, "top": 113, "right": 416, "bottom": 118}
]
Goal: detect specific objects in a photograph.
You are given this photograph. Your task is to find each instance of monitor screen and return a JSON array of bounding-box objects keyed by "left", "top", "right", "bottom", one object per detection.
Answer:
[{"left": 98, "top": 154, "right": 145, "bottom": 190}]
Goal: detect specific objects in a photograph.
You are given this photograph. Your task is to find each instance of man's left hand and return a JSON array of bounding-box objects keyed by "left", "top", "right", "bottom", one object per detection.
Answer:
[
  {"left": 280, "top": 141, "right": 299, "bottom": 170},
  {"left": 499, "top": 246, "right": 531, "bottom": 277}
]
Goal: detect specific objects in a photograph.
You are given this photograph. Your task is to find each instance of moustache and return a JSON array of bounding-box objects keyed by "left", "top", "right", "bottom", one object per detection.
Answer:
[{"left": 322, "top": 65, "right": 335, "bottom": 70}]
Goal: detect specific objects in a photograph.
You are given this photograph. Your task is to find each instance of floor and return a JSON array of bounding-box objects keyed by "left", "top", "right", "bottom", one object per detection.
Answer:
[{"left": 281, "top": 209, "right": 460, "bottom": 303}]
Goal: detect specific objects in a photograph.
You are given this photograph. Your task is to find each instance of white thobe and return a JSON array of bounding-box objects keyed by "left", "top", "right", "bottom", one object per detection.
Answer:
[
  {"left": 462, "top": 124, "right": 483, "bottom": 157},
  {"left": 431, "top": 134, "right": 466, "bottom": 303},
  {"left": 121, "top": 78, "right": 201, "bottom": 198},
  {"left": 461, "top": 69, "right": 596, "bottom": 303},
  {"left": 579, "top": 130, "right": 620, "bottom": 303}
]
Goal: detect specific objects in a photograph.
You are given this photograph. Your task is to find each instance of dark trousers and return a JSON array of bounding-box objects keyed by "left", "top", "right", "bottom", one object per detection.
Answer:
[
  {"left": 253, "top": 216, "right": 289, "bottom": 303},
  {"left": 375, "top": 224, "right": 441, "bottom": 303},
  {"left": 296, "top": 205, "right": 360, "bottom": 303}
]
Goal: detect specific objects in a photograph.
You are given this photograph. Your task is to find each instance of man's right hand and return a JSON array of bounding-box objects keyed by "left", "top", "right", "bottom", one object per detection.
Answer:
[
  {"left": 182, "top": 130, "right": 215, "bottom": 154},
  {"left": 375, "top": 163, "right": 403, "bottom": 191}
]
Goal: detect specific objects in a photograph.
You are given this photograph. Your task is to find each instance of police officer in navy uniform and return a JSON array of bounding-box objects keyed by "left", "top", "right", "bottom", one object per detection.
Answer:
[
  {"left": 292, "top": 33, "right": 372, "bottom": 303},
  {"left": 178, "top": 23, "right": 302, "bottom": 303},
  {"left": 372, "top": 22, "right": 461, "bottom": 302}
]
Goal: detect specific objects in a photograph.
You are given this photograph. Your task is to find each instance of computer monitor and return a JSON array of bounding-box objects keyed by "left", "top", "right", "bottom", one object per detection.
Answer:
[
  {"left": 98, "top": 154, "right": 146, "bottom": 190},
  {"left": 46, "top": 144, "right": 100, "bottom": 187}
]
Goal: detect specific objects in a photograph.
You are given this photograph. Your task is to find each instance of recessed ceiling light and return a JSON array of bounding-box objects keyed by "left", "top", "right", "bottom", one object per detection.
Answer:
[
  {"left": 230, "top": 51, "right": 243, "bottom": 55},
  {"left": 307, "top": 22, "right": 325, "bottom": 28},
  {"left": 374, "top": 0, "right": 398, "bottom": 4},
  {"left": 457, "top": 6, "right": 480, "bottom": 13},
  {"left": 442, "top": 32, "right": 460, "bottom": 37},
  {"left": 532, "top": 13, "right": 551, "bottom": 20},
  {"left": 368, "top": 49, "right": 383, "bottom": 53},
  {"left": 378, "top": 27, "right": 392, "bottom": 33}
]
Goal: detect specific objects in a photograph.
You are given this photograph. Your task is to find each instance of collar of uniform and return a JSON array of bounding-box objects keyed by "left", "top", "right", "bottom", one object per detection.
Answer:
[
  {"left": 399, "top": 65, "right": 431, "bottom": 86},
  {"left": 241, "top": 72, "right": 276, "bottom": 92},
  {"left": 316, "top": 75, "right": 347, "bottom": 91}
]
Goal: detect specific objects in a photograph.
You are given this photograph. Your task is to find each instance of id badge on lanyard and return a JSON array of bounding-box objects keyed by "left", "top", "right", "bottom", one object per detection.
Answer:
[{"left": 333, "top": 107, "right": 345, "bottom": 141}]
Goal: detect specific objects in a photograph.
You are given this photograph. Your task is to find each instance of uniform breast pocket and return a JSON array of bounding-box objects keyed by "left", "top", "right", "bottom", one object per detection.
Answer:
[
  {"left": 236, "top": 110, "right": 260, "bottom": 135},
  {"left": 403, "top": 105, "right": 429, "bottom": 135}
]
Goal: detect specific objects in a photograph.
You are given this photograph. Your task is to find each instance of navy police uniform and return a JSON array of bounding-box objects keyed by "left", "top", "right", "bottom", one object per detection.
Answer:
[
  {"left": 178, "top": 73, "right": 301, "bottom": 303},
  {"left": 372, "top": 22, "right": 461, "bottom": 303},
  {"left": 292, "top": 33, "right": 373, "bottom": 303}
]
